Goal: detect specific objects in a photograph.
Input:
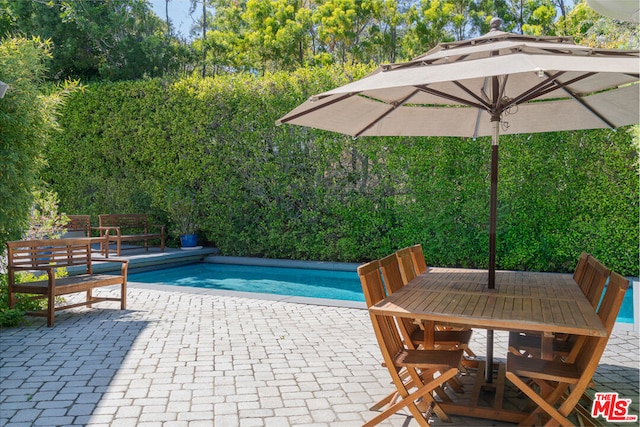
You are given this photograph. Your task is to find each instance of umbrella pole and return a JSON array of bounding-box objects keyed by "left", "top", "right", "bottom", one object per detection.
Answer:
[
  {"left": 486, "top": 119, "right": 500, "bottom": 384},
  {"left": 489, "top": 122, "right": 498, "bottom": 290}
]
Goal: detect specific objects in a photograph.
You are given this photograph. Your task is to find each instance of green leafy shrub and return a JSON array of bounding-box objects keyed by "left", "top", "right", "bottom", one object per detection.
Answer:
[
  {"left": 0, "top": 36, "right": 80, "bottom": 250},
  {"left": 0, "top": 268, "right": 69, "bottom": 328},
  {"left": 42, "top": 67, "right": 639, "bottom": 276},
  {"left": 0, "top": 188, "right": 70, "bottom": 327},
  {"left": 0, "top": 273, "right": 38, "bottom": 327}
]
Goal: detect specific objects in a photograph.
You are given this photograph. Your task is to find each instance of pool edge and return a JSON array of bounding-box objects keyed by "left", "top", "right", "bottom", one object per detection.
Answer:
[{"left": 203, "top": 255, "right": 360, "bottom": 272}]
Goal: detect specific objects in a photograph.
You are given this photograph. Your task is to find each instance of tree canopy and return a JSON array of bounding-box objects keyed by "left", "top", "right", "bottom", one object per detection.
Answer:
[{"left": 3, "top": 0, "right": 635, "bottom": 80}]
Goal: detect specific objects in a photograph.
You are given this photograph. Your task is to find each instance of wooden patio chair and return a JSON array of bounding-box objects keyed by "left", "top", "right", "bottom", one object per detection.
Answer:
[
  {"left": 505, "top": 272, "right": 629, "bottom": 427},
  {"left": 410, "top": 244, "right": 429, "bottom": 275},
  {"left": 572, "top": 252, "right": 590, "bottom": 285},
  {"left": 366, "top": 311, "right": 464, "bottom": 427},
  {"left": 396, "top": 247, "right": 417, "bottom": 284},
  {"left": 379, "top": 253, "right": 473, "bottom": 357},
  {"left": 358, "top": 259, "right": 465, "bottom": 415},
  {"left": 509, "top": 254, "right": 609, "bottom": 359}
]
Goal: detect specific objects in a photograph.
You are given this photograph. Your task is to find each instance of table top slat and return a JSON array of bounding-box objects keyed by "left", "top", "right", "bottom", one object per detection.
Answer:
[{"left": 370, "top": 268, "right": 606, "bottom": 337}]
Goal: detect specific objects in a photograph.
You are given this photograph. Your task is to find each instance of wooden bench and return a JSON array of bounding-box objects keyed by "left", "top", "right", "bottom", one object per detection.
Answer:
[
  {"left": 62, "top": 214, "right": 91, "bottom": 238},
  {"left": 98, "top": 214, "right": 165, "bottom": 257},
  {"left": 6, "top": 238, "right": 128, "bottom": 327}
]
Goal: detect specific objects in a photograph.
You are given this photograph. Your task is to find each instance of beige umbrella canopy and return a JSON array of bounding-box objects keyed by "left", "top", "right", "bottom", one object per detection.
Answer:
[
  {"left": 278, "top": 20, "right": 638, "bottom": 383},
  {"left": 278, "top": 19, "right": 639, "bottom": 288},
  {"left": 279, "top": 29, "right": 638, "bottom": 138}
]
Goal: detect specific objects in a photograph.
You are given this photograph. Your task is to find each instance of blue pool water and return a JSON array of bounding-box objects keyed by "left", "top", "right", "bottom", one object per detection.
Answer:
[
  {"left": 129, "top": 263, "right": 365, "bottom": 302},
  {"left": 128, "top": 263, "right": 635, "bottom": 323}
]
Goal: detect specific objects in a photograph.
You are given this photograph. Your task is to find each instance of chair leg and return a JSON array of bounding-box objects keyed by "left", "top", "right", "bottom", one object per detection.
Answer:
[
  {"left": 506, "top": 372, "right": 573, "bottom": 427},
  {"left": 370, "top": 390, "right": 399, "bottom": 411},
  {"left": 370, "top": 371, "right": 422, "bottom": 411},
  {"left": 447, "top": 375, "right": 465, "bottom": 394},
  {"left": 364, "top": 367, "right": 458, "bottom": 427},
  {"left": 463, "top": 346, "right": 476, "bottom": 358}
]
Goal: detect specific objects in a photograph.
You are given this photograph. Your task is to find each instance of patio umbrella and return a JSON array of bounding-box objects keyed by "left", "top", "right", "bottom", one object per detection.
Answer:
[
  {"left": 278, "top": 19, "right": 638, "bottom": 285},
  {"left": 277, "top": 18, "right": 639, "bottom": 382}
]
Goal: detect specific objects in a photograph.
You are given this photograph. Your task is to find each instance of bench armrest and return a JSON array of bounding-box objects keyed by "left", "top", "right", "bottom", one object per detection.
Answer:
[
  {"left": 93, "top": 226, "right": 120, "bottom": 237},
  {"left": 8, "top": 265, "right": 56, "bottom": 289},
  {"left": 8, "top": 265, "right": 55, "bottom": 273},
  {"left": 100, "top": 258, "right": 129, "bottom": 275}
]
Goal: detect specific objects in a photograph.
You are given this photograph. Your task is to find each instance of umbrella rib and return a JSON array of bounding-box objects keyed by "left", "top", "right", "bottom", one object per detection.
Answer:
[
  {"left": 508, "top": 71, "right": 570, "bottom": 106},
  {"left": 529, "top": 72, "right": 596, "bottom": 100},
  {"left": 415, "top": 85, "right": 488, "bottom": 111},
  {"left": 353, "top": 89, "right": 421, "bottom": 137},
  {"left": 278, "top": 92, "right": 359, "bottom": 124},
  {"left": 553, "top": 84, "right": 617, "bottom": 129},
  {"left": 508, "top": 71, "right": 617, "bottom": 129},
  {"left": 453, "top": 81, "right": 493, "bottom": 110}
]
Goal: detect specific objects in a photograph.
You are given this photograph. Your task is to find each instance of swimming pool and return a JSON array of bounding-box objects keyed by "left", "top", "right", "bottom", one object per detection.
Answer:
[
  {"left": 128, "top": 262, "right": 635, "bottom": 324},
  {"left": 129, "top": 262, "right": 365, "bottom": 302}
]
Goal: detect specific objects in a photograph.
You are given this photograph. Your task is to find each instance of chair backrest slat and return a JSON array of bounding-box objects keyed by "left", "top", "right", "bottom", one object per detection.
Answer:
[
  {"left": 379, "top": 254, "right": 404, "bottom": 295},
  {"left": 410, "top": 244, "right": 428, "bottom": 275},
  {"left": 396, "top": 247, "right": 417, "bottom": 284},
  {"left": 572, "top": 252, "right": 590, "bottom": 284},
  {"left": 578, "top": 255, "right": 610, "bottom": 309},
  {"left": 357, "top": 260, "right": 386, "bottom": 308}
]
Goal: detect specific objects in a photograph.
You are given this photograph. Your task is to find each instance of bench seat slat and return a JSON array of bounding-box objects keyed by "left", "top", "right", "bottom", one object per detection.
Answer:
[{"left": 10, "top": 274, "right": 126, "bottom": 295}]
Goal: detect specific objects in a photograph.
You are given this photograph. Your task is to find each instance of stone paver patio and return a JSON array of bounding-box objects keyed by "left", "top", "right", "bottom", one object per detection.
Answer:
[{"left": 1, "top": 283, "right": 638, "bottom": 426}]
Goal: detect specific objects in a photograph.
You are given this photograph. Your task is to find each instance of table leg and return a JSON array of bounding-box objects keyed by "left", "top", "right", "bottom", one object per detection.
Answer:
[
  {"left": 540, "top": 332, "right": 554, "bottom": 360},
  {"left": 423, "top": 320, "right": 435, "bottom": 349}
]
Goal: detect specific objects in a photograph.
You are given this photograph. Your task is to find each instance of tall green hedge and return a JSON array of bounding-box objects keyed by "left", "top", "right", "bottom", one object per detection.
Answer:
[{"left": 42, "top": 67, "right": 639, "bottom": 276}]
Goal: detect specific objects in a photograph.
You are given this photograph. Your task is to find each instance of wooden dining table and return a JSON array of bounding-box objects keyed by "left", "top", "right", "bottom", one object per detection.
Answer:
[{"left": 368, "top": 267, "right": 607, "bottom": 423}]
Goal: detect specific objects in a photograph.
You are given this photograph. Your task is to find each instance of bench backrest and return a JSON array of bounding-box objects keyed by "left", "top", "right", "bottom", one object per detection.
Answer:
[
  {"left": 6, "top": 238, "right": 94, "bottom": 273},
  {"left": 99, "top": 214, "right": 149, "bottom": 232},
  {"left": 63, "top": 215, "right": 91, "bottom": 238}
]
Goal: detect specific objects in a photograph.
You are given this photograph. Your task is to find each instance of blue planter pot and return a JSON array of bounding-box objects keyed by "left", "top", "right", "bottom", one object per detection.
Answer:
[{"left": 180, "top": 233, "right": 198, "bottom": 247}]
